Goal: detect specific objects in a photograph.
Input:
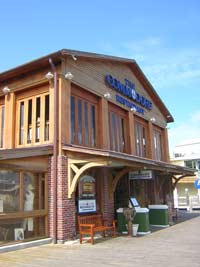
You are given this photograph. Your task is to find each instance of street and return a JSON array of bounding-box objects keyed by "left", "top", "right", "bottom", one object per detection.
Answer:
[{"left": 0, "top": 211, "right": 200, "bottom": 267}]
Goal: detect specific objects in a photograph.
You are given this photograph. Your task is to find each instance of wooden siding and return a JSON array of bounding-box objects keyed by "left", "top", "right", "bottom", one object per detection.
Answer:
[{"left": 67, "top": 58, "right": 167, "bottom": 128}]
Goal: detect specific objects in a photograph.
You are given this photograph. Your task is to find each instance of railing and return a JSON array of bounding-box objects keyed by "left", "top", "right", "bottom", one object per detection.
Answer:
[{"left": 178, "top": 196, "right": 200, "bottom": 210}]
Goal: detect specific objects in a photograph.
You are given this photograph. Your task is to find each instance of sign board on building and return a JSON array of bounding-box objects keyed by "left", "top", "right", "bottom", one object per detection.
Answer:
[
  {"left": 129, "top": 170, "right": 153, "bottom": 180},
  {"left": 105, "top": 74, "right": 153, "bottom": 115},
  {"left": 78, "top": 199, "right": 96, "bottom": 214}
]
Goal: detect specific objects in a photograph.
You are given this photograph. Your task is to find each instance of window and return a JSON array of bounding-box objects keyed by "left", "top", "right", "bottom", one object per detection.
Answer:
[
  {"left": 108, "top": 104, "right": 127, "bottom": 153},
  {"left": 0, "top": 171, "right": 19, "bottom": 213},
  {"left": 27, "top": 100, "right": 32, "bottom": 144},
  {"left": 71, "top": 86, "right": 98, "bottom": 148},
  {"left": 134, "top": 117, "right": 149, "bottom": 158},
  {"left": 185, "top": 160, "right": 196, "bottom": 169},
  {"left": 84, "top": 102, "right": 89, "bottom": 146},
  {"left": 197, "top": 161, "right": 200, "bottom": 170},
  {"left": 35, "top": 97, "right": 41, "bottom": 142},
  {"left": 0, "top": 171, "right": 47, "bottom": 244},
  {"left": 19, "top": 102, "right": 24, "bottom": 145},
  {"left": 17, "top": 94, "right": 50, "bottom": 146},
  {"left": 0, "top": 106, "right": 5, "bottom": 148},
  {"left": 78, "top": 99, "right": 82, "bottom": 145},
  {"left": 154, "top": 128, "right": 163, "bottom": 161},
  {"left": 71, "top": 96, "right": 75, "bottom": 144},
  {"left": 44, "top": 95, "right": 49, "bottom": 141}
]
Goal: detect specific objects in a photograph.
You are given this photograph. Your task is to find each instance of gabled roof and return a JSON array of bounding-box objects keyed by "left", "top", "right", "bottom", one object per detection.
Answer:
[{"left": 0, "top": 48, "right": 174, "bottom": 122}]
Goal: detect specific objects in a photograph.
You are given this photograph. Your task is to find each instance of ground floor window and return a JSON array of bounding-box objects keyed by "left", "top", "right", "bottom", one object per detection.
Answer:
[{"left": 0, "top": 170, "right": 48, "bottom": 245}]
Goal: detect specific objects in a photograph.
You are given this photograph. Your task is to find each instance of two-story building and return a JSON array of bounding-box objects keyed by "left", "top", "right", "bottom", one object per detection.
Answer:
[
  {"left": 171, "top": 139, "right": 200, "bottom": 209},
  {"left": 0, "top": 49, "right": 194, "bottom": 245}
]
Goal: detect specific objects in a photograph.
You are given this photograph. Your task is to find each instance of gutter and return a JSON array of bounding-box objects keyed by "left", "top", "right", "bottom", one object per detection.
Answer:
[{"left": 49, "top": 58, "right": 58, "bottom": 244}]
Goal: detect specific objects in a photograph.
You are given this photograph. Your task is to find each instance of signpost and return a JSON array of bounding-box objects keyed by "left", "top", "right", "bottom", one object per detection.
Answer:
[{"left": 194, "top": 179, "right": 200, "bottom": 189}]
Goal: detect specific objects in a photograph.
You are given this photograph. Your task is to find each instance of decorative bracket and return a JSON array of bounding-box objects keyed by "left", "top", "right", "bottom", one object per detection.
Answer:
[
  {"left": 68, "top": 159, "right": 108, "bottom": 198},
  {"left": 109, "top": 167, "right": 131, "bottom": 197},
  {"left": 172, "top": 174, "right": 187, "bottom": 190}
]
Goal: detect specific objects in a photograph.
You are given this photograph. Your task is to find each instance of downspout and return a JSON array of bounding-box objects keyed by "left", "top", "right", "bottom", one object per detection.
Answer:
[{"left": 49, "top": 58, "right": 58, "bottom": 244}]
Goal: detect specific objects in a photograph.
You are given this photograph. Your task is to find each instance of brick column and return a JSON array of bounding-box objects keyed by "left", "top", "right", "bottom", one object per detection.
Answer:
[
  {"left": 48, "top": 155, "right": 76, "bottom": 243},
  {"left": 101, "top": 168, "right": 115, "bottom": 224},
  {"left": 48, "top": 156, "right": 54, "bottom": 240}
]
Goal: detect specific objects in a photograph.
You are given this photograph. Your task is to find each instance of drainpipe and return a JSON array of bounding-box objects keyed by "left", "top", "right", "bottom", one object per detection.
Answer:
[{"left": 49, "top": 58, "right": 58, "bottom": 244}]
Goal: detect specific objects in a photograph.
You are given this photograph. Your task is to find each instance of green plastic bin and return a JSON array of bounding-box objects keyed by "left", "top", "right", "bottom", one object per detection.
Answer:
[
  {"left": 116, "top": 208, "right": 127, "bottom": 233},
  {"left": 134, "top": 208, "right": 150, "bottom": 235},
  {"left": 148, "top": 205, "right": 169, "bottom": 227}
]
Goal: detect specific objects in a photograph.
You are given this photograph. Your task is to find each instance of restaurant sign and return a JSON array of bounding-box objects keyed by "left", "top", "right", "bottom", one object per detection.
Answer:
[
  {"left": 129, "top": 170, "right": 153, "bottom": 180},
  {"left": 105, "top": 74, "right": 152, "bottom": 114}
]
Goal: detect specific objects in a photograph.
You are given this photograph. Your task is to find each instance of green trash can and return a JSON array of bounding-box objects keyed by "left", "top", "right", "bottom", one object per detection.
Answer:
[
  {"left": 116, "top": 208, "right": 127, "bottom": 233},
  {"left": 134, "top": 208, "right": 150, "bottom": 235},
  {"left": 148, "top": 205, "right": 169, "bottom": 227}
]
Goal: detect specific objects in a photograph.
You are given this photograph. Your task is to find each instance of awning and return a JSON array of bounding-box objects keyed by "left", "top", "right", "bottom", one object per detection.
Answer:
[{"left": 63, "top": 144, "right": 195, "bottom": 176}]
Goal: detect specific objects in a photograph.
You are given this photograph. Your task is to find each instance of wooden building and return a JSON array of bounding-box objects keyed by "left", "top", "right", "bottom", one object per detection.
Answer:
[{"left": 0, "top": 49, "right": 194, "bottom": 245}]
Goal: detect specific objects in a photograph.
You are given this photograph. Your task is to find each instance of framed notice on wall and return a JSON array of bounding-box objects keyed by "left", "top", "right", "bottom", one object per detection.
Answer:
[
  {"left": 79, "top": 175, "right": 96, "bottom": 198},
  {"left": 78, "top": 199, "right": 96, "bottom": 214}
]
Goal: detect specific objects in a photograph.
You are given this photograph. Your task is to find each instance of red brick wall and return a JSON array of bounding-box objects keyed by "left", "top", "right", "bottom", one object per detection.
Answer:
[
  {"left": 48, "top": 155, "right": 76, "bottom": 243},
  {"left": 48, "top": 156, "right": 54, "bottom": 239},
  {"left": 101, "top": 168, "right": 115, "bottom": 225},
  {"left": 48, "top": 162, "right": 115, "bottom": 242}
]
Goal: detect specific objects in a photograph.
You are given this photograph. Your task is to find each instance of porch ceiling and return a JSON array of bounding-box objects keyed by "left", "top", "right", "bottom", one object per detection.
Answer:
[
  {"left": 0, "top": 145, "right": 53, "bottom": 171},
  {"left": 0, "top": 145, "right": 53, "bottom": 160}
]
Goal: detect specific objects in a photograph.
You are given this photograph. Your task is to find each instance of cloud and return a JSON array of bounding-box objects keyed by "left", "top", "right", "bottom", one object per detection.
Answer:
[
  {"left": 123, "top": 37, "right": 161, "bottom": 52},
  {"left": 117, "top": 38, "right": 200, "bottom": 90},
  {"left": 191, "top": 110, "right": 200, "bottom": 123}
]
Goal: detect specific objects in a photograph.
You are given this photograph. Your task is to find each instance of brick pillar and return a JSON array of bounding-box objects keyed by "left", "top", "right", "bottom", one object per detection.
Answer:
[
  {"left": 101, "top": 168, "right": 115, "bottom": 224},
  {"left": 48, "top": 155, "right": 76, "bottom": 243},
  {"left": 48, "top": 156, "right": 54, "bottom": 240}
]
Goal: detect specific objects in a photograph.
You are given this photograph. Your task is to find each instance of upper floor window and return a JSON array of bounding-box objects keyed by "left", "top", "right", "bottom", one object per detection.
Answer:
[
  {"left": 71, "top": 86, "right": 98, "bottom": 148},
  {"left": 135, "top": 117, "right": 149, "bottom": 158},
  {"left": 17, "top": 93, "right": 49, "bottom": 146},
  {"left": 0, "top": 105, "right": 5, "bottom": 148},
  {"left": 154, "top": 127, "right": 164, "bottom": 161},
  {"left": 185, "top": 160, "right": 196, "bottom": 169},
  {"left": 108, "top": 104, "right": 127, "bottom": 153},
  {"left": 197, "top": 161, "right": 200, "bottom": 170}
]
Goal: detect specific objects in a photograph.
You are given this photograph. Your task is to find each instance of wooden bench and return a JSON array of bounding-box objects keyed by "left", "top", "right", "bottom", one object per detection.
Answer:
[{"left": 78, "top": 214, "right": 116, "bottom": 244}]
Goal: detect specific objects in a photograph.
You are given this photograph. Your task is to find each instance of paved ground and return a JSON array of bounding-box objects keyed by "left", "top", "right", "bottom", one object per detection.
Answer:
[{"left": 0, "top": 211, "right": 200, "bottom": 267}]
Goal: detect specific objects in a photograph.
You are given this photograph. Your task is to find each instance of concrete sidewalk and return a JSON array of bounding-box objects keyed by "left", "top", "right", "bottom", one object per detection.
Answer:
[{"left": 0, "top": 212, "right": 200, "bottom": 267}]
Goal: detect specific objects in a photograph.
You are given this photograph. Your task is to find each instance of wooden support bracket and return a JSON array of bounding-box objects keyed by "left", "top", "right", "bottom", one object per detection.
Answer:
[{"left": 68, "top": 159, "right": 108, "bottom": 198}]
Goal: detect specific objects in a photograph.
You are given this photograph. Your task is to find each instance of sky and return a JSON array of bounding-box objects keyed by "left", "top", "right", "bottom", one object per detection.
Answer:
[{"left": 0, "top": 0, "right": 200, "bottom": 154}]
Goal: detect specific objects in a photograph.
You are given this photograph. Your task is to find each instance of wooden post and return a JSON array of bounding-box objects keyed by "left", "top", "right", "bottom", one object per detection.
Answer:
[
  {"left": 99, "top": 98, "right": 109, "bottom": 150},
  {"left": 163, "top": 127, "right": 170, "bottom": 162},
  {"left": 4, "top": 92, "right": 16, "bottom": 148},
  {"left": 58, "top": 77, "right": 71, "bottom": 154},
  {"left": 148, "top": 121, "right": 154, "bottom": 159},
  {"left": 49, "top": 83, "right": 54, "bottom": 144},
  {"left": 128, "top": 111, "right": 136, "bottom": 155}
]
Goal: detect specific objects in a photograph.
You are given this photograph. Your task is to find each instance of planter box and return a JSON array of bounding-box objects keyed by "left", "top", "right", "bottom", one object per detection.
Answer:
[
  {"left": 116, "top": 208, "right": 127, "bottom": 233},
  {"left": 148, "top": 205, "right": 169, "bottom": 227},
  {"left": 134, "top": 208, "right": 150, "bottom": 235}
]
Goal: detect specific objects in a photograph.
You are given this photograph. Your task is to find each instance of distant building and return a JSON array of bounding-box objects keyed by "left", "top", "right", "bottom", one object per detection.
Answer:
[{"left": 171, "top": 139, "right": 200, "bottom": 209}]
